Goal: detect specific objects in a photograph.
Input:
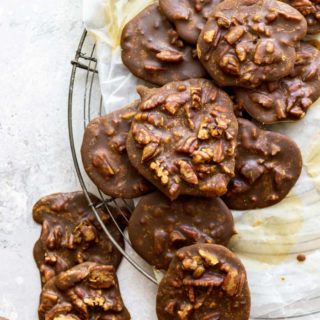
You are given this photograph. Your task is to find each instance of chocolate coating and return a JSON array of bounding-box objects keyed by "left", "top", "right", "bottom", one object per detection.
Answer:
[
  {"left": 235, "top": 42, "right": 320, "bottom": 124},
  {"left": 38, "top": 262, "right": 130, "bottom": 320},
  {"left": 156, "top": 244, "right": 251, "bottom": 320},
  {"left": 159, "top": 0, "right": 222, "bottom": 44},
  {"left": 128, "top": 191, "right": 235, "bottom": 270},
  {"left": 126, "top": 79, "right": 238, "bottom": 200},
  {"left": 81, "top": 102, "right": 153, "bottom": 199},
  {"left": 120, "top": 4, "right": 207, "bottom": 86},
  {"left": 33, "top": 192, "right": 124, "bottom": 285},
  {"left": 281, "top": 0, "right": 320, "bottom": 34},
  {"left": 223, "top": 119, "right": 302, "bottom": 209},
  {"left": 197, "top": 0, "right": 307, "bottom": 88}
]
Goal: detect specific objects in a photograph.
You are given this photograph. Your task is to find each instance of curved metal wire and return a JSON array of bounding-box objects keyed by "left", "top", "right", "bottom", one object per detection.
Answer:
[
  {"left": 68, "top": 30, "right": 320, "bottom": 319},
  {"left": 68, "top": 30, "right": 157, "bottom": 285}
]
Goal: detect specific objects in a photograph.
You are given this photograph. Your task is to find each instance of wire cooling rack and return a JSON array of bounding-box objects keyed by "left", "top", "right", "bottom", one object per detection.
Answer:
[{"left": 68, "top": 30, "right": 320, "bottom": 319}]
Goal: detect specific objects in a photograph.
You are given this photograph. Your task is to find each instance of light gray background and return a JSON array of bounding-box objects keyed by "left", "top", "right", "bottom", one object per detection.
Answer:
[{"left": 0, "top": 1, "right": 157, "bottom": 319}]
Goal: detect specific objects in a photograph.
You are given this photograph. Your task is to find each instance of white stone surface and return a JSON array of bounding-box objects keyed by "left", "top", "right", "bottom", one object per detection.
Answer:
[{"left": 0, "top": 1, "right": 83, "bottom": 319}]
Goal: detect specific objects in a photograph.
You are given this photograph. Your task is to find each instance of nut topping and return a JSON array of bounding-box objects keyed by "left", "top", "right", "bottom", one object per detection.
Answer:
[
  {"left": 197, "top": 0, "right": 307, "bottom": 88},
  {"left": 33, "top": 192, "right": 125, "bottom": 285},
  {"left": 38, "top": 262, "right": 130, "bottom": 320},
  {"left": 235, "top": 42, "right": 320, "bottom": 124},
  {"left": 126, "top": 79, "right": 238, "bottom": 200},
  {"left": 178, "top": 160, "right": 199, "bottom": 185},
  {"left": 156, "top": 244, "right": 250, "bottom": 320}
]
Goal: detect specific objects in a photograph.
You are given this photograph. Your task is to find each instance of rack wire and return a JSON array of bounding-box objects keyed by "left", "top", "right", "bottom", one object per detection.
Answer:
[
  {"left": 68, "top": 30, "right": 157, "bottom": 284},
  {"left": 68, "top": 30, "right": 320, "bottom": 319}
]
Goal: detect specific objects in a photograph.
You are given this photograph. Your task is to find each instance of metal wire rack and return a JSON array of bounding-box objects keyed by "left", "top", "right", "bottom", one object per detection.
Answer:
[{"left": 68, "top": 30, "right": 320, "bottom": 319}]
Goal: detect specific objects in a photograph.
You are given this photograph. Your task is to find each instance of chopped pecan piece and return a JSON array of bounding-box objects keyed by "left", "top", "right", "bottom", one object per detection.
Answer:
[
  {"left": 204, "top": 29, "right": 217, "bottom": 43},
  {"left": 224, "top": 26, "right": 245, "bottom": 45},
  {"left": 44, "top": 303, "right": 73, "bottom": 320},
  {"left": 170, "top": 230, "right": 187, "bottom": 245},
  {"left": 212, "top": 141, "right": 224, "bottom": 163},
  {"left": 177, "top": 137, "right": 199, "bottom": 154},
  {"left": 150, "top": 160, "right": 170, "bottom": 185},
  {"left": 156, "top": 50, "right": 184, "bottom": 62},
  {"left": 132, "top": 124, "right": 160, "bottom": 145},
  {"left": 192, "top": 149, "right": 213, "bottom": 164},
  {"left": 178, "top": 160, "right": 199, "bottom": 185},
  {"left": 219, "top": 55, "right": 240, "bottom": 75},
  {"left": 191, "top": 86, "right": 202, "bottom": 109},
  {"left": 249, "top": 93, "right": 273, "bottom": 108},
  {"left": 165, "top": 299, "right": 177, "bottom": 315},
  {"left": 183, "top": 272, "right": 224, "bottom": 287},
  {"left": 199, "top": 249, "right": 219, "bottom": 266},
  {"left": 140, "top": 94, "right": 166, "bottom": 111},
  {"left": 177, "top": 302, "right": 193, "bottom": 320},
  {"left": 88, "top": 265, "right": 115, "bottom": 289},
  {"left": 221, "top": 264, "right": 239, "bottom": 296}
]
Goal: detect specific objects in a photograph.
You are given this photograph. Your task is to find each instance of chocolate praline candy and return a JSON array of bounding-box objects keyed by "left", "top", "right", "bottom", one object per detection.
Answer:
[
  {"left": 81, "top": 101, "right": 154, "bottom": 199},
  {"left": 38, "top": 262, "right": 130, "bottom": 320},
  {"left": 234, "top": 42, "right": 320, "bottom": 124},
  {"left": 128, "top": 191, "right": 235, "bottom": 270},
  {"left": 223, "top": 119, "right": 302, "bottom": 209},
  {"left": 281, "top": 0, "right": 320, "bottom": 34},
  {"left": 33, "top": 192, "right": 125, "bottom": 285},
  {"left": 156, "top": 243, "right": 251, "bottom": 320},
  {"left": 120, "top": 4, "right": 207, "bottom": 86},
  {"left": 126, "top": 79, "right": 238, "bottom": 200},
  {"left": 159, "top": 0, "right": 223, "bottom": 44},
  {"left": 197, "top": 0, "right": 307, "bottom": 88}
]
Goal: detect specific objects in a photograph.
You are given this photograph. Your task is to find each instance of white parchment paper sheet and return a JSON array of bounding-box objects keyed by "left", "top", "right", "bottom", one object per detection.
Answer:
[{"left": 83, "top": 0, "right": 320, "bottom": 318}]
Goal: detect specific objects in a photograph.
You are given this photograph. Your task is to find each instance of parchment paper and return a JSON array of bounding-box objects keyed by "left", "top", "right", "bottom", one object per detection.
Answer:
[{"left": 83, "top": 1, "right": 320, "bottom": 318}]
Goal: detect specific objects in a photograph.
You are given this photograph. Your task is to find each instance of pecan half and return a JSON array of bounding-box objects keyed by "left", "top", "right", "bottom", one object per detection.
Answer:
[
  {"left": 142, "top": 142, "right": 160, "bottom": 162},
  {"left": 176, "top": 137, "right": 199, "bottom": 154},
  {"left": 44, "top": 303, "right": 73, "bottom": 320},
  {"left": 132, "top": 124, "right": 160, "bottom": 145},
  {"left": 192, "top": 149, "right": 213, "bottom": 164},
  {"left": 88, "top": 265, "right": 115, "bottom": 289},
  {"left": 92, "top": 150, "right": 115, "bottom": 177}
]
